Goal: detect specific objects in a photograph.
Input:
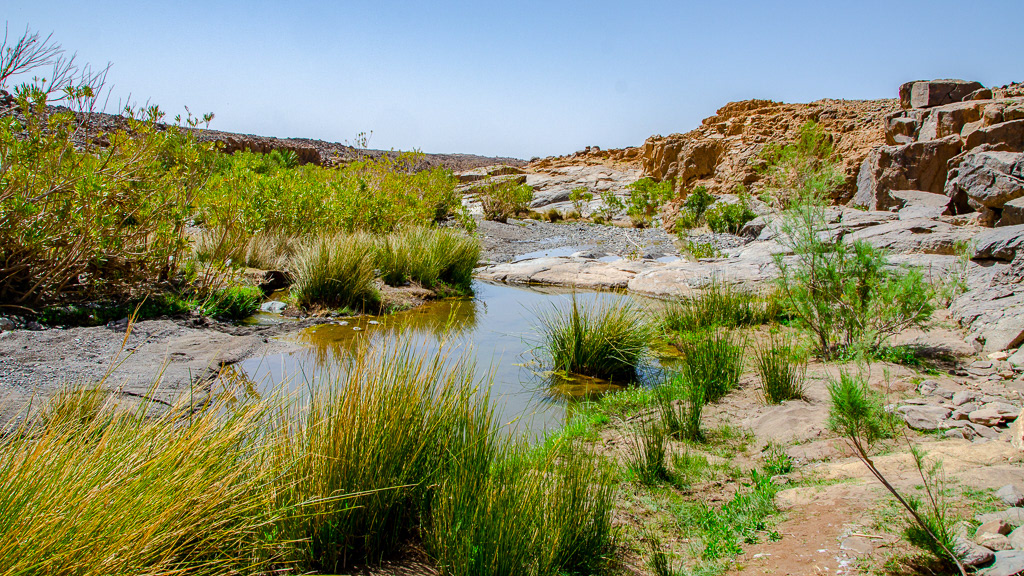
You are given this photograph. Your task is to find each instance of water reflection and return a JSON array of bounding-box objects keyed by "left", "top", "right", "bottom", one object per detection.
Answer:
[{"left": 238, "top": 281, "right": 665, "bottom": 437}]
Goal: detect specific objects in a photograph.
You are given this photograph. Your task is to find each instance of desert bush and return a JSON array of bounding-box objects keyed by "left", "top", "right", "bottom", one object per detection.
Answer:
[
  {"left": 663, "top": 281, "right": 779, "bottom": 334},
  {"left": 828, "top": 372, "right": 964, "bottom": 574},
  {"left": 569, "top": 186, "right": 593, "bottom": 216},
  {"left": 706, "top": 194, "right": 757, "bottom": 234},
  {"left": 775, "top": 209, "right": 934, "bottom": 358},
  {"left": 536, "top": 294, "right": 654, "bottom": 381},
  {"left": 545, "top": 207, "right": 562, "bottom": 222},
  {"left": 478, "top": 178, "right": 533, "bottom": 223},
  {"left": 673, "top": 329, "right": 744, "bottom": 402},
  {"left": 674, "top": 185, "right": 715, "bottom": 231},
  {"left": 291, "top": 233, "right": 379, "bottom": 310},
  {"left": 755, "top": 333, "right": 807, "bottom": 404},
  {"left": 596, "top": 189, "right": 626, "bottom": 221},
  {"left": 625, "top": 177, "right": 675, "bottom": 227}
]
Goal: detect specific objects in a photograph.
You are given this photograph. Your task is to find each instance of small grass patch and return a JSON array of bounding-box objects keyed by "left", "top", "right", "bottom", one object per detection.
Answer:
[
  {"left": 755, "top": 333, "right": 807, "bottom": 404},
  {"left": 663, "top": 281, "right": 779, "bottom": 334},
  {"left": 657, "top": 372, "right": 706, "bottom": 442},
  {"left": 201, "top": 285, "right": 263, "bottom": 320},
  {"left": 36, "top": 293, "right": 195, "bottom": 326},
  {"left": 536, "top": 294, "right": 654, "bottom": 381},
  {"left": 624, "top": 419, "right": 672, "bottom": 486}
]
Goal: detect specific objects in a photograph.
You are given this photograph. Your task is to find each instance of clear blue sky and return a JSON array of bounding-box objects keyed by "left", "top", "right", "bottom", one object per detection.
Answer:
[{"left": 7, "top": 1, "right": 1023, "bottom": 158}]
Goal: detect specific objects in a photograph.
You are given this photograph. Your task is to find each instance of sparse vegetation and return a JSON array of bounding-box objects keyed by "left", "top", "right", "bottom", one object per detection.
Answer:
[
  {"left": 705, "top": 193, "right": 757, "bottom": 234},
  {"left": 570, "top": 186, "right": 594, "bottom": 216},
  {"left": 657, "top": 372, "right": 707, "bottom": 441},
  {"left": 201, "top": 285, "right": 263, "bottom": 320}
]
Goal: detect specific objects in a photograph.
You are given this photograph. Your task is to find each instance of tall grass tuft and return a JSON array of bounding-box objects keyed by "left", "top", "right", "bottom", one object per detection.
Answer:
[
  {"left": 375, "top": 226, "right": 480, "bottom": 292},
  {"left": 624, "top": 418, "right": 671, "bottom": 486},
  {"left": 0, "top": 386, "right": 282, "bottom": 575},
  {"left": 537, "top": 294, "right": 653, "bottom": 381},
  {"left": 427, "top": 446, "right": 617, "bottom": 576},
  {"left": 656, "top": 372, "right": 707, "bottom": 441},
  {"left": 291, "top": 233, "right": 379, "bottom": 310},
  {"left": 663, "top": 280, "right": 780, "bottom": 334},
  {"left": 674, "top": 329, "right": 745, "bottom": 402},
  {"left": 194, "top": 226, "right": 300, "bottom": 271},
  {"left": 755, "top": 333, "right": 807, "bottom": 404}
]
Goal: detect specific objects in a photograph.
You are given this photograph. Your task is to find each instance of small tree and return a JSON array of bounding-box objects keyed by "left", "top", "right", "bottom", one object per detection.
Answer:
[
  {"left": 828, "top": 372, "right": 965, "bottom": 575},
  {"left": 625, "top": 177, "right": 674, "bottom": 227},
  {"left": 569, "top": 186, "right": 593, "bottom": 216}
]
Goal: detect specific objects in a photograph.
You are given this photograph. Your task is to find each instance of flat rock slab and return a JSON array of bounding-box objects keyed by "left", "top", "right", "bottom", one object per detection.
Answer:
[
  {"left": 0, "top": 319, "right": 282, "bottom": 427},
  {"left": 475, "top": 256, "right": 647, "bottom": 290},
  {"left": 628, "top": 258, "right": 780, "bottom": 298},
  {"left": 980, "top": 550, "right": 1024, "bottom": 576}
]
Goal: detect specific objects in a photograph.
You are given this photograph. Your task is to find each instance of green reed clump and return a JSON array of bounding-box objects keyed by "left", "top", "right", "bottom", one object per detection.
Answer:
[
  {"left": 674, "top": 329, "right": 745, "bottom": 402},
  {"left": 624, "top": 418, "right": 671, "bottom": 486},
  {"left": 663, "top": 281, "right": 780, "bottom": 334},
  {"left": 0, "top": 386, "right": 282, "bottom": 576},
  {"left": 657, "top": 372, "right": 707, "bottom": 442},
  {"left": 375, "top": 226, "right": 480, "bottom": 292},
  {"left": 291, "top": 233, "right": 379, "bottom": 310},
  {"left": 201, "top": 285, "right": 263, "bottom": 320},
  {"left": 755, "top": 334, "right": 807, "bottom": 404},
  {"left": 193, "top": 226, "right": 300, "bottom": 271},
  {"left": 537, "top": 294, "right": 653, "bottom": 381},
  {"left": 427, "top": 446, "right": 617, "bottom": 576}
]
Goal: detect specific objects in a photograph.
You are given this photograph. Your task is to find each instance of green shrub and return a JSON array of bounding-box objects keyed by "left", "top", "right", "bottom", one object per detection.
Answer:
[
  {"left": 663, "top": 281, "right": 779, "bottom": 334},
  {"left": 569, "top": 186, "right": 593, "bottom": 216},
  {"left": 758, "top": 120, "right": 845, "bottom": 209},
  {"left": 674, "top": 185, "right": 715, "bottom": 232},
  {"left": 479, "top": 179, "right": 533, "bottom": 222},
  {"left": 37, "top": 293, "right": 195, "bottom": 327},
  {"left": 201, "top": 285, "right": 263, "bottom": 320},
  {"left": 827, "top": 371, "right": 893, "bottom": 444},
  {"left": 679, "top": 238, "right": 721, "bottom": 259},
  {"left": 673, "top": 329, "right": 745, "bottom": 402},
  {"left": 706, "top": 195, "right": 757, "bottom": 234},
  {"left": 755, "top": 334, "right": 807, "bottom": 404},
  {"left": 775, "top": 209, "right": 935, "bottom": 358},
  {"left": 597, "top": 189, "right": 626, "bottom": 221},
  {"left": 291, "top": 234, "right": 379, "bottom": 310},
  {"left": 625, "top": 177, "right": 675, "bottom": 227},
  {"left": 536, "top": 294, "right": 653, "bottom": 381}
]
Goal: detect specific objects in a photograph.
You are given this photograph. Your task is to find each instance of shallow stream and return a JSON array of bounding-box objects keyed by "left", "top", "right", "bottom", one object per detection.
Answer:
[{"left": 239, "top": 281, "right": 668, "bottom": 437}]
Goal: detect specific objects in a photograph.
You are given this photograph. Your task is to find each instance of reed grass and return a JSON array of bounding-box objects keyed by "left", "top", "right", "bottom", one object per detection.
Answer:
[
  {"left": 755, "top": 333, "right": 807, "bottom": 404},
  {"left": 0, "top": 385, "right": 282, "bottom": 576},
  {"left": 624, "top": 418, "right": 671, "bottom": 486},
  {"left": 537, "top": 294, "right": 654, "bottom": 381},
  {"left": 663, "top": 281, "right": 780, "bottom": 334},
  {"left": 673, "top": 329, "right": 745, "bottom": 402},
  {"left": 291, "top": 232, "right": 379, "bottom": 310},
  {"left": 194, "top": 226, "right": 300, "bottom": 271},
  {"left": 375, "top": 226, "right": 480, "bottom": 291},
  {"left": 656, "top": 372, "right": 707, "bottom": 442}
]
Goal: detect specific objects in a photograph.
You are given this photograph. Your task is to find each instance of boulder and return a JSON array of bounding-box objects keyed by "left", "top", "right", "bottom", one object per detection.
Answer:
[
  {"left": 970, "top": 403, "right": 1022, "bottom": 426},
  {"left": 966, "top": 88, "right": 995, "bottom": 102},
  {"left": 852, "top": 135, "right": 963, "bottom": 209},
  {"left": 1012, "top": 408, "right": 1024, "bottom": 451},
  {"left": 974, "top": 225, "right": 1024, "bottom": 260},
  {"left": 978, "top": 518, "right": 1014, "bottom": 538},
  {"left": 918, "top": 100, "right": 985, "bottom": 141},
  {"left": 844, "top": 217, "right": 975, "bottom": 255},
  {"left": 1010, "top": 525, "right": 1024, "bottom": 549},
  {"left": 900, "top": 405, "right": 952, "bottom": 430},
  {"left": 977, "top": 508, "right": 1024, "bottom": 528},
  {"left": 966, "top": 119, "right": 1024, "bottom": 152},
  {"left": 997, "top": 485, "right": 1024, "bottom": 507},
  {"left": 945, "top": 151, "right": 1024, "bottom": 209},
  {"left": 892, "top": 189, "right": 951, "bottom": 220},
  {"left": 906, "top": 79, "right": 985, "bottom": 109},
  {"left": 998, "top": 197, "right": 1024, "bottom": 227},
  {"left": 980, "top": 550, "right": 1024, "bottom": 576},
  {"left": 955, "top": 536, "right": 996, "bottom": 568}
]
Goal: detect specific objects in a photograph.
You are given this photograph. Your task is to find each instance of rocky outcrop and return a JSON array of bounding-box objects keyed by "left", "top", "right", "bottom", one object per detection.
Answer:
[
  {"left": 899, "top": 79, "right": 985, "bottom": 109},
  {"left": 945, "top": 150, "right": 1024, "bottom": 210},
  {"left": 852, "top": 135, "right": 963, "bottom": 209}
]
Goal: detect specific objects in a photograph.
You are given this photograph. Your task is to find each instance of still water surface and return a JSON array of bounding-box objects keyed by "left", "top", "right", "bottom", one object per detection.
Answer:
[{"left": 239, "top": 281, "right": 666, "bottom": 437}]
